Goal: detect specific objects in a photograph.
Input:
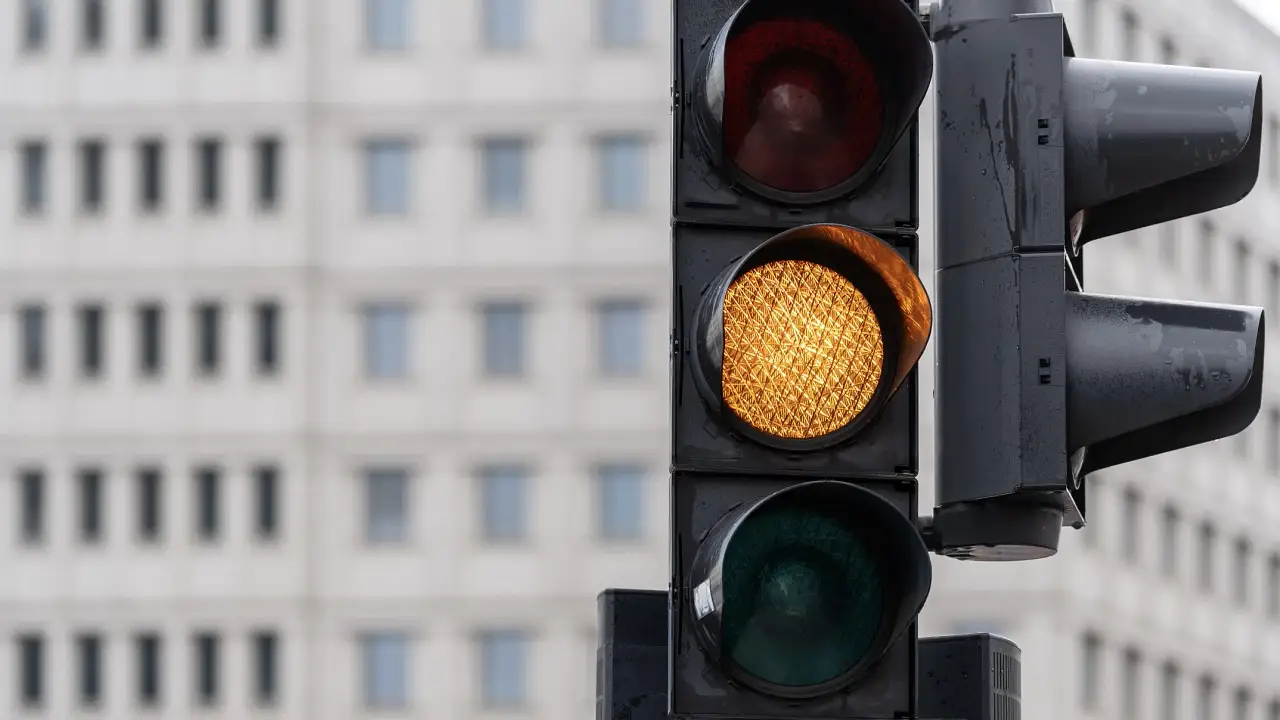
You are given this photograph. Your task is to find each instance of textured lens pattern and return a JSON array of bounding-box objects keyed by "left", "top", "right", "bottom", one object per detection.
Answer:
[
  {"left": 722, "top": 260, "right": 884, "bottom": 439},
  {"left": 720, "top": 503, "right": 885, "bottom": 688}
]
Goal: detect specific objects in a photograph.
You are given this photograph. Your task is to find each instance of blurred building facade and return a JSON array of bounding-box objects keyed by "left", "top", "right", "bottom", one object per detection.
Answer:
[{"left": 0, "top": 0, "right": 1278, "bottom": 720}]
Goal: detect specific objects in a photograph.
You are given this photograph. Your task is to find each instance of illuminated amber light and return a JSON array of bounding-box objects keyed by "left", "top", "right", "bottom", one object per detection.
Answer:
[{"left": 721, "top": 260, "right": 884, "bottom": 439}]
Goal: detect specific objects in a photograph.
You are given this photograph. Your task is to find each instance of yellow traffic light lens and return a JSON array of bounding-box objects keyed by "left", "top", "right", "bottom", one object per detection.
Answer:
[{"left": 721, "top": 260, "right": 884, "bottom": 439}]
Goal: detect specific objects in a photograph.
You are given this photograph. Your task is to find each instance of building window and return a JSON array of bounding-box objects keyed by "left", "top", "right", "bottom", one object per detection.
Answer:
[
  {"left": 483, "top": 0, "right": 526, "bottom": 50},
  {"left": 139, "top": 139, "right": 165, "bottom": 212},
  {"left": 1159, "top": 221, "right": 1178, "bottom": 268},
  {"left": 195, "top": 467, "right": 222, "bottom": 541},
  {"left": 199, "top": 0, "right": 221, "bottom": 47},
  {"left": 1235, "top": 240, "right": 1252, "bottom": 303},
  {"left": 366, "top": 0, "right": 409, "bottom": 51},
  {"left": 1234, "top": 537, "right": 1252, "bottom": 607},
  {"left": 364, "top": 139, "right": 412, "bottom": 215},
  {"left": 362, "top": 632, "right": 409, "bottom": 709},
  {"left": 1271, "top": 116, "right": 1280, "bottom": 184},
  {"left": 1161, "top": 661, "right": 1181, "bottom": 720},
  {"left": 481, "top": 301, "right": 527, "bottom": 377},
  {"left": 1200, "top": 221, "right": 1216, "bottom": 286},
  {"left": 196, "top": 138, "right": 223, "bottom": 211},
  {"left": 597, "top": 299, "right": 646, "bottom": 377},
  {"left": 1120, "top": 9, "right": 1138, "bottom": 61},
  {"left": 78, "top": 467, "right": 105, "bottom": 544},
  {"left": 78, "top": 303, "right": 106, "bottom": 378},
  {"left": 136, "top": 633, "right": 162, "bottom": 706},
  {"left": 77, "top": 633, "right": 103, "bottom": 707},
  {"left": 1160, "top": 37, "right": 1178, "bottom": 65},
  {"left": 597, "top": 135, "right": 647, "bottom": 211},
  {"left": 1199, "top": 522, "right": 1216, "bottom": 593},
  {"left": 18, "top": 468, "right": 45, "bottom": 545},
  {"left": 254, "top": 465, "right": 280, "bottom": 540},
  {"left": 254, "top": 300, "right": 282, "bottom": 375},
  {"left": 365, "top": 467, "right": 410, "bottom": 544},
  {"left": 1270, "top": 699, "right": 1280, "bottom": 720},
  {"left": 258, "top": 0, "right": 281, "bottom": 46},
  {"left": 1237, "top": 688, "right": 1254, "bottom": 720},
  {"left": 362, "top": 303, "right": 411, "bottom": 379},
  {"left": 480, "top": 465, "right": 529, "bottom": 542},
  {"left": 481, "top": 137, "right": 528, "bottom": 213},
  {"left": 1270, "top": 262, "right": 1280, "bottom": 328},
  {"left": 596, "top": 464, "right": 645, "bottom": 541},
  {"left": 600, "top": 0, "right": 642, "bottom": 47},
  {"left": 21, "top": 0, "right": 48, "bottom": 52},
  {"left": 195, "top": 302, "right": 222, "bottom": 376},
  {"left": 1080, "top": 632, "right": 1101, "bottom": 710},
  {"left": 1270, "top": 407, "right": 1280, "bottom": 473},
  {"left": 19, "top": 140, "right": 47, "bottom": 214},
  {"left": 1198, "top": 676, "right": 1217, "bottom": 720},
  {"left": 255, "top": 136, "right": 282, "bottom": 210},
  {"left": 194, "top": 633, "right": 220, "bottom": 706},
  {"left": 1160, "top": 505, "right": 1179, "bottom": 578},
  {"left": 140, "top": 0, "right": 163, "bottom": 48},
  {"left": 80, "top": 139, "right": 106, "bottom": 213},
  {"left": 1122, "top": 648, "right": 1142, "bottom": 719},
  {"left": 18, "top": 634, "right": 44, "bottom": 708},
  {"left": 136, "top": 467, "right": 163, "bottom": 542},
  {"left": 1121, "top": 487, "right": 1140, "bottom": 564},
  {"left": 18, "top": 303, "right": 47, "bottom": 380},
  {"left": 253, "top": 631, "right": 279, "bottom": 705},
  {"left": 480, "top": 630, "right": 529, "bottom": 708},
  {"left": 137, "top": 303, "right": 164, "bottom": 376},
  {"left": 81, "top": 0, "right": 105, "bottom": 50},
  {"left": 1267, "top": 552, "right": 1280, "bottom": 619}
]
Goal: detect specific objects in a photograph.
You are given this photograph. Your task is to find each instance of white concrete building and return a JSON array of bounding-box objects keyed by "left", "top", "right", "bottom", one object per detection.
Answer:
[{"left": 0, "top": 0, "right": 1278, "bottom": 719}]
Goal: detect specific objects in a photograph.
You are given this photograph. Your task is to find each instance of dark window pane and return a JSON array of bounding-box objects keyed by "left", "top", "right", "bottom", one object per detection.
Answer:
[
  {"left": 78, "top": 304, "right": 105, "bottom": 378},
  {"left": 253, "top": 631, "right": 279, "bottom": 704},
  {"left": 259, "top": 0, "right": 280, "bottom": 45},
  {"left": 79, "top": 468, "right": 104, "bottom": 543},
  {"left": 256, "top": 137, "right": 282, "bottom": 209},
  {"left": 196, "top": 138, "right": 222, "bottom": 210},
  {"left": 22, "top": 0, "right": 48, "bottom": 51},
  {"left": 81, "top": 0, "right": 104, "bottom": 49},
  {"left": 195, "top": 467, "right": 221, "bottom": 540},
  {"left": 137, "top": 467, "right": 162, "bottom": 541},
  {"left": 18, "top": 304, "right": 46, "bottom": 379},
  {"left": 195, "top": 302, "right": 222, "bottom": 375},
  {"left": 200, "top": 0, "right": 221, "bottom": 46},
  {"left": 80, "top": 139, "right": 106, "bottom": 212},
  {"left": 18, "top": 469, "right": 45, "bottom": 544},
  {"left": 136, "top": 634, "right": 161, "bottom": 705},
  {"left": 77, "top": 633, "right": 103, "bottom": 706},
  {"left": 141, "top": 0, "right": 164, "bottom": 47},
  {"left": 20, "top": 141, "right": 47, "bottom": 214},
  {"left": 255, "top": 300, "right": 281, "bottom": 375},
  {"left": 18, "top": 634, "right": 44, "bottom": 708},
  {"left": 255, "top": 465, "right": 279, "bottom": 539},
  {"left": 194, "top": 633, "right": 220, "bottom": 705},
  {"left": 139, "top": 139, "right": 164, "bottom": 211},
  {"left": 137, "top": 303, "right": 164, "bottom": 376}
]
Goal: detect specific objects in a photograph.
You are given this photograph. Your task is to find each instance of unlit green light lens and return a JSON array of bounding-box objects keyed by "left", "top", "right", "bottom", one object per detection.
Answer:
[{"left": 719, "top": 503, "right": 884, "bottom": 688}]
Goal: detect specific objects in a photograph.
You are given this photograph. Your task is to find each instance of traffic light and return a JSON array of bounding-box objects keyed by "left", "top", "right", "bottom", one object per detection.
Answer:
[
  {"left": 930, "top": 0, "right": 1266, "bottom": 559},
  {"left": 671, "top": 0, "right": 935, "bottom": 717}
]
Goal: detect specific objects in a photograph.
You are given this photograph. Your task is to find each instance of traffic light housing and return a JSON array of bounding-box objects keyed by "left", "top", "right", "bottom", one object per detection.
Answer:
[
  {"left": 930, "top": 0, "right": 1266, "bottom": 559},
  {"left": 671, "top": 0, "right": 935, "bottom": 717}
]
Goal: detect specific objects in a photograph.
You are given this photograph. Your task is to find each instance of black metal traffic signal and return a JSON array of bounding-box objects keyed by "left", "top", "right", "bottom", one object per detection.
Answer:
[
  {"left": 671, "top": 0, "right": 935, "bottom": 717},
  {"left": 930, "top": 0, "right": 1266, "bottom": 560}
]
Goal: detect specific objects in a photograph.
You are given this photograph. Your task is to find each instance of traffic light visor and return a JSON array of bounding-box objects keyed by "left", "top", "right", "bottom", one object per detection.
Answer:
[
  {"left": 689, "top": 481, "right": 931, "bottom": 698},
  {"left": 695, "top": 0, "right": 932, "bottom": 204},
  {"left": 693, "top": 224, "right": 931, "bottom": 450}
]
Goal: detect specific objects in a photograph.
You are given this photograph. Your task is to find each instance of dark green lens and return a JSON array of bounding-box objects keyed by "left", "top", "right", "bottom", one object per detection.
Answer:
[{"left": 720, "top": 502, "right": 884, "bottom": 688}]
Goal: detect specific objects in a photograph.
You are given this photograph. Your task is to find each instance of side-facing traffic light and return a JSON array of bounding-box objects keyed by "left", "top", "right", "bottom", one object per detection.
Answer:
[
  {"left": 930, "top": 0, "right": 1266, "bottom": 560},
  {"left": 671, "top": 0, "right": 935, "bottom": 718}
]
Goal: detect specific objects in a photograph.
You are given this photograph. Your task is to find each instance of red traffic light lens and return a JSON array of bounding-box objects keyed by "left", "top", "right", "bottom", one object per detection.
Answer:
[{"left": 723, "top": 18, "right": 885, "bottom": 195}]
